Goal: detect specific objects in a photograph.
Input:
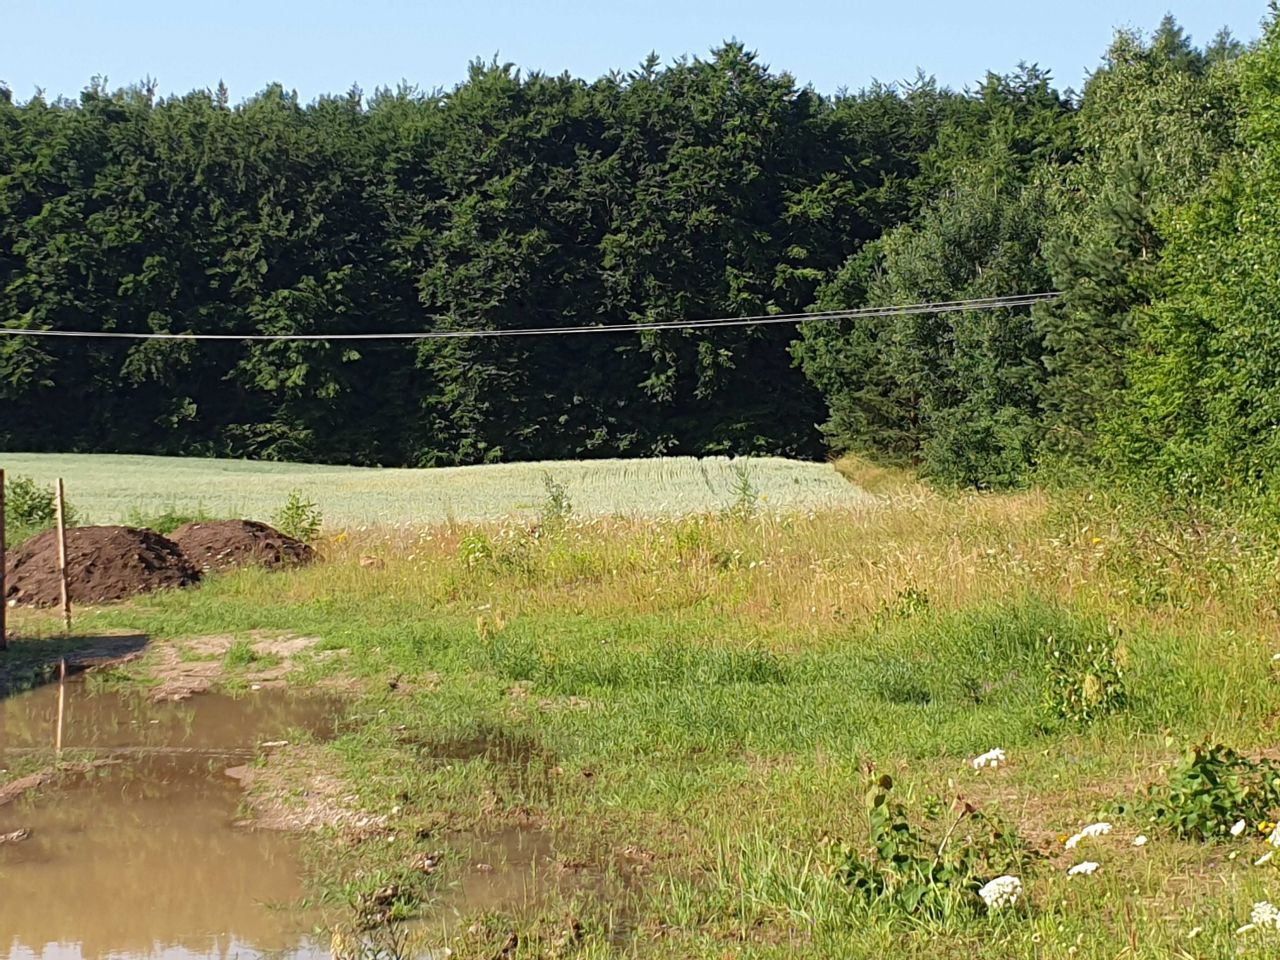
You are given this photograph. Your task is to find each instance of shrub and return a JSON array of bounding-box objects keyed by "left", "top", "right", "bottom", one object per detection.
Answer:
[
  {"left": 4, "top": 474, "right": 78, "bottom": 546},
  {"left": 273, "top": 489, "right": 323, "bottom": 543}
]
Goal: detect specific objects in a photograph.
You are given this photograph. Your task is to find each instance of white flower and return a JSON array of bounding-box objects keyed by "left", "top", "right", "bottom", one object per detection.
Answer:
[
  {"left": 1132, "top": 835, "right": 1148, "bottom": 847},
  {"left": 1067, "top": 861, "right": 1100, "bottom": 877},
  {"left": 977, "top": 875, "right": 1022, "bottom": 911},
  {"left": 972, "top": 748, "right": 1007, "bottom": 770},
  {"left": 1268, "top": 823, "right": 1280, "bottom": 848},
  {"left": 1251, "top": 901, "right": 1280, "bottom": 930},
  {"left": 1064, "top": 822, "right": 1112, "bottom": 849},
  {"left": 1256, "top": 851, "right": 1274, "bottom": 866},
  {"left": 1233, "top": 819, "right": 1248, "bottom": 837}
]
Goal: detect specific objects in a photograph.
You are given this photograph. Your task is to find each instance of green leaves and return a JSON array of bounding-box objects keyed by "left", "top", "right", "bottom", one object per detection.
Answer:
[{"left": 1130, "top": 740, "right": 1280, "bottom": 842}]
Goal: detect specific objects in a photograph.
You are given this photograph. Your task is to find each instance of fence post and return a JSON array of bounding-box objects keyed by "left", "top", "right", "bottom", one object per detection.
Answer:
[{"left": 55, "top": 478, "right": 70, "bottom": 632}]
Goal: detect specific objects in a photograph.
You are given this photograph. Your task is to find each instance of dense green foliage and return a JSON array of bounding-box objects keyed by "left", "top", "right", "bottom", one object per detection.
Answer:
[
  {"left": 7, "top": 11, "right": 1280, "bottom": 504},
  {"left": 796, "top": 16, "right": 1250, "bottom": 488},
  {"left": 0, "top": 48, "right": 955, "bottom": 466}
]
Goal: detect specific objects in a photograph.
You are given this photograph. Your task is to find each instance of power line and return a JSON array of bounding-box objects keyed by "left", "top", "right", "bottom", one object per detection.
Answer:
[{"left": 0, "top": 292, "right": 1061, "bottom": 343}]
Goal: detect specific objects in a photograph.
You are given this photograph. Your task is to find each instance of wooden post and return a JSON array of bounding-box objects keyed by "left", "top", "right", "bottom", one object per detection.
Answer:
[
  {"left": 0, "top": 467, "right": 6, "bottom": 652},
  {"left": 55, "top": 658, "right": 66, "bottom": 759},
  {"left": 55, "top": 478, "right": 70, "bottom": 632}
]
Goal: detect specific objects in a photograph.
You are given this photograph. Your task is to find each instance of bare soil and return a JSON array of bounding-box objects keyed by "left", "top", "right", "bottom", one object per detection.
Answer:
[
  {"left": 169, "top": 519, "right": 314, "bottom": 573},
  {"left": 4, "top": 526, "right": 199, "bottom": 607},
  {"left": 148, "top": 632, "right": 325, "bottom": 701}
]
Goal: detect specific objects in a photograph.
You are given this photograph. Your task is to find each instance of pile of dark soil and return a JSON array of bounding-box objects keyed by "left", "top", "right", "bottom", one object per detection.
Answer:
[
  {"left": 169, "top": 519, "right": 314, "bottom": 573},
  {"left": 4, "top": 526, "right": 200, "bottom": 607}
]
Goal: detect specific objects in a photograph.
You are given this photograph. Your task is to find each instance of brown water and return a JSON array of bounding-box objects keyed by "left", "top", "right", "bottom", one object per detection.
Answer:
[{"left": 0, "top": 683, "right": 340, "bottom": 960}]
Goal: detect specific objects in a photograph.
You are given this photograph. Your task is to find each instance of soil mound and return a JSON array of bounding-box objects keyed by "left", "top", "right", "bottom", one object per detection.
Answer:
[
  {"left": 169, "top": 519, "right": 314, "bottom": 573},
  {"left": 4, "top": 526, "right": 200, "bottom": 607}
]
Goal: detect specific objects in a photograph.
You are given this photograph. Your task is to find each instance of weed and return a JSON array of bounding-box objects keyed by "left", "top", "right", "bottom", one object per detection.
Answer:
[
  {"left": 123, "top": 503, "right": 216, "bottom": 534},
  {"left": 538, "top": 472, "right": 572, "bottom": 531},
  {"left": 725, "top": 459, "right": 760, "bottom": 520},
  {"left": 1124, "top": 740, "right": 1280, "bottom": 842},
  {"left": 835, "top": 773, "right": 1030, "bottom": 920},
  {"left": 222, "top": 639, "right": 261, "bottom": 669},
  {"left": 1043, "top": 624, "right": 1127, "bottom": 724},
  {"left": 273, "top": 489, "right": 323, "bottom": 543}
]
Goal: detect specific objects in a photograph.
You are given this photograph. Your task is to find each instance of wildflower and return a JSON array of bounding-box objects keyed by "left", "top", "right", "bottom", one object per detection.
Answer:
[
  {"left": 1067, "top": 861, "right": 1100, "bottom": 877},
  {"left": 1251, "top": 901, "right": 1280, "bottom": 930},
  {"left": 1260, "top": 821, "right": 1277, "bottom": 835},
  {"left": 972, "top": 748, "right": 1007, "bottom": 770},
  {"left": 1268, "top": 823, "right": 1280, "bottom": 848},
  {"left": 1132, "top": 835, "right": 1148, "bottom": 847},
  {"left": 1257, "top": 852, "right": 1274, "bottom": 866},
  {"left": 977, "top": 875, "right": 1022, "bottom": 911},
  {"left": 1233, "top": 819, "right": 1248, "bottom": 837},
  {"left": 1064, "top": 822, "right": 1112, "bottom": 849}
]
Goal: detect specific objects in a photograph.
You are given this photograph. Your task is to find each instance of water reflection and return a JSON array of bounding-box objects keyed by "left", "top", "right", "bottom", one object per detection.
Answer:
[{"left": 0, "top": 686, "right": 338, "bottom": 959}]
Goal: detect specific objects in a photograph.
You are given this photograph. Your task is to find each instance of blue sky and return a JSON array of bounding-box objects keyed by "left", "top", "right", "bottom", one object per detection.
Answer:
[{"left": 2, "top": 1, "right": 1270, "bottom": 103}]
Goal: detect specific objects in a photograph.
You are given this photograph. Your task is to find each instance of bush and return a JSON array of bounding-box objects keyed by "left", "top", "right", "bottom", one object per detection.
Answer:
[
  {"left": 272, "top": 489, "right": 323, "bottom": 543},
  {"left": 4, "top": 474, "right": 78, "bottom": 546}
]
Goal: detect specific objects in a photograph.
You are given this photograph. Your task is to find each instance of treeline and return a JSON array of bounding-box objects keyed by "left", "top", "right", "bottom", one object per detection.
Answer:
[{"left": 3, "top": 13, "right": 1279, "bottom": 509}]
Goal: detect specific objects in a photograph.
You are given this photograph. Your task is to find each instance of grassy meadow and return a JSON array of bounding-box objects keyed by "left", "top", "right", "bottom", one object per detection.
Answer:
[
  {"left": 0, "top": 452, "right": 870, "bottom": 526},
  {"left": 7, "top": 458, "right": 1280, "bottom": 957}
]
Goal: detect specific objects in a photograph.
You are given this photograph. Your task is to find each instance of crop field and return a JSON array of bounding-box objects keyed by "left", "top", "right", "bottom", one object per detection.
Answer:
[
  {"left": 0, "top": 453, "right": 872, "bottom": 526},
  {"left": 7, "top": 459, "right": 1280, "bottom": 958}
]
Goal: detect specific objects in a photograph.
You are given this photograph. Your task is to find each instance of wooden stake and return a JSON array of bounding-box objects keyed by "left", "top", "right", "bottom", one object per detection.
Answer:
[
  {"left": 55, "top": 478, "right": 70, "bottom": 632},
  {"left": 0, "top": 467, "right": 6, "bottom": 652},
  {"left": 55, "top": 658, "right": 66, "bottom": 759}
]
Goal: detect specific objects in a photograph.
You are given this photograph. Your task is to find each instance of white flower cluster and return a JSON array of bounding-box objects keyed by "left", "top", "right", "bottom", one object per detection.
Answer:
[
  {"left": 1064, "top": 822, "right": 1112, "bottom": 849},
  {"left": 971, "top": 748, "right": 1007, "bottom": 770},
  {"left": 977, "top": 875, "right": 1022, "bottom": 911},
  {"left": 1067, "top": 861, "right": 1100, "bottom": 877},
  {"left": 1252, "top": 901, "right": 1280, "bottom": 929},
  {"left": 1238, "top": 900, "right": 1280, "bottom": 934}
]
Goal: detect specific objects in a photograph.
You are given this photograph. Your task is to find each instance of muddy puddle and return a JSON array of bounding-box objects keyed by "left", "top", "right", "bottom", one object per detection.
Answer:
[{"left": 0, "top": 682, "right": 342, "bottom": 960}]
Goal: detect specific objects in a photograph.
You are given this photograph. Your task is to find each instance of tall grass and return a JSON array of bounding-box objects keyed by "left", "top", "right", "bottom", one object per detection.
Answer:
[{"left": 9, "top": 462, "right": 1280, "bottom": 957}]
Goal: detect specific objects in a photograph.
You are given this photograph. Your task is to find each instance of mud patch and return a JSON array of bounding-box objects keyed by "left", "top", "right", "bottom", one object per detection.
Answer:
[
  {"left": 241, "top": 743, "right": 389, "bottom": 835},
  {"left": 4, "top": 525, "right": 199, "bottom": 607},
  {"left": 0, "top": 684, "right": 341, "bottom": 959},
  {"left": 170, "top": 518, "right": 315, "bottom": 573}
]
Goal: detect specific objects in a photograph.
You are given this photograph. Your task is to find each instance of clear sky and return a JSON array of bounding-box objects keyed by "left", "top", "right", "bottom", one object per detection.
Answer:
[{"left": 2, "top": 1, "right": 1271, "bottom": 104}]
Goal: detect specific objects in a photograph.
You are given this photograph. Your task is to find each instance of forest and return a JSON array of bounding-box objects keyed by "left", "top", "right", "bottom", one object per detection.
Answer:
[{"left": 2, "top": 12, "right": 1277, "bottom": 508}]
